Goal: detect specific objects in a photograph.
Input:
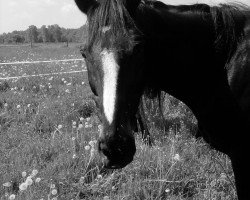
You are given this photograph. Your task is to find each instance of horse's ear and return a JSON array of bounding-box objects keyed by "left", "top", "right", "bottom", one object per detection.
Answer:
[
  {"left": 126, "top": 0, "right": 141, "bottom": 14},
  {"left": 75, "top": 0, "right": 98, "bottom": 14}
]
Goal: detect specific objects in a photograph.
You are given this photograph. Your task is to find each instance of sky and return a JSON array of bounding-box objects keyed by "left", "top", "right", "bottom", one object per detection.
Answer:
[{"left": 0, "top": 0, "right": 249, "bottom": 34}]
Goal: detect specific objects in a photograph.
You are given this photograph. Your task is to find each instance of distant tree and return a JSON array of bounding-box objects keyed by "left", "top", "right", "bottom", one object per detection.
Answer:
[
  {"left": 47, "top": 24, "right": 62, "bottom": 42},
  {"left": 40, "top": 25, "right": 50, "bottom": 43},
  {"left": 12, "top": 34, "right": 25, "bottom": 44},
  {"left": 27, "top": 25, "right": 38, "bottom": 46}
]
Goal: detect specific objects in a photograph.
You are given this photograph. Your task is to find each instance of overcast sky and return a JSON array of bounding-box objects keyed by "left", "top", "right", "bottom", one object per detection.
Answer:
[{"left": 0, "top": 0, "right": 249, "bottom": 34}]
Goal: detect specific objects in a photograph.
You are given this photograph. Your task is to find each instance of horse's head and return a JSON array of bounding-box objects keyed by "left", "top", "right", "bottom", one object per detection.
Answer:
[{"left": 75, "top": 0, "right": 145, "bottom": 168}]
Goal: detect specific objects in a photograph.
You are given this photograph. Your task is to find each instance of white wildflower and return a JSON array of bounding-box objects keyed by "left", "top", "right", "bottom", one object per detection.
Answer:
[
  {"left": 51, "top": 189, "right": 57, "bottom": 195},
  {"left": 58, "top": 125, "right": 63, "bottom": 129},
  {"left": 9, "top": 194, "right": 16, "bottom": 200},
  {"left": 85, "top": 145, "right": 90, "bottom": 151},
  {"left": 35, "top": 177, "right": 41, "bottom": 183},
  {"left": 22, "top": 171, "right": 27, "bottom": 178},
  {"left": 31, "top": 169, "right": 38, "bottom": 177},
  {"left": 19, "top": 182, "right": 28, "bottom": 191},
  {"left": 26, "top": 177, "right": 33, "bottom": 186},
  {"left": 3, "top": 182, "right": 11, "bottom": 187},
  {"left": 173, "top": 154, "right": 180, "bottom": 161}
]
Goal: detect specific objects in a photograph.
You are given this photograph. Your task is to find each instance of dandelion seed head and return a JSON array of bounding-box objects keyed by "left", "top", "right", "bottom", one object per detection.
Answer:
[
  {"left": 3, "top": 182, "right": 11, "bottom": 187},
  {"left": 84, "top": 145, "right": 90, "bottom": 151},
  {"left": 51, "top": 189, "right": 57, "bottom": 195},
  {"left": 19, "top": 182, "right": 28, "bottom": 191},
  {"left": 173, "top": 153, "right": 180, "bottom": 161},
  {"left": 31, "top": 169, "right": 38, "bottom": 177},
  {"left": 22, "top": 171, "right": 27, "bottom": 178},
  {"left": 26, "top": 177, "right": 33, "bottom": 186},
  {"left": 165, "top": 188, "right": 170, "bottom": 193},
  {"left": 35, "top": 177, "right": 41, "bottom": 183},
  {"left": 9, "top": 194, "right": 16, "bottom": 200}
]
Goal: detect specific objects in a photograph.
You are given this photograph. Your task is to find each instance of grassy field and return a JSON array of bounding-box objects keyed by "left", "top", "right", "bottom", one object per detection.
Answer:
[{"left": 0, "top": 43, "right": 237, "bottom": 200}]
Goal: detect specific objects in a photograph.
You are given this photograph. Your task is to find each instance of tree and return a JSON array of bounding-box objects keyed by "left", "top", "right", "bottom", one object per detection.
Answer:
[
  {"left": 40, "top": 25, "right": 49, "bottom": 43},
  {"left": 27, "top": 25, "right": 38, "bottom": 45},
  {"left": 12, "top": 34, "right": 25, "bottom": 44}
]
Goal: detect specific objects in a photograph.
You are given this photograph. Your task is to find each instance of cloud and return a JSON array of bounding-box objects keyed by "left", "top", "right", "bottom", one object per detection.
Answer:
[{"left": 61, "top": 3, "right": 76, "bottom": 13}]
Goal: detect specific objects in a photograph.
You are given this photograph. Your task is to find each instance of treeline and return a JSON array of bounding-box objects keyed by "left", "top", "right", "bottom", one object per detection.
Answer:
[{"left": 0, "top": 24, "right": 87, "bottom": 44}]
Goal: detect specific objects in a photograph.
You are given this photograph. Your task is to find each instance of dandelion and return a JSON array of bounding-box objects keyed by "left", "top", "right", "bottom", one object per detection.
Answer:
[
  {"left": 51, "top": 189, "right": 57, "bottom": 195},
  {"left": 27, "top": 104, "right": 30, "bottom": 108},
  {"left": 72, "top": 137, "right": 75, "bottom": 141},
  {"left": 85, "top": 145, "right": 90, "bottom": 151},
  {"left": 72, "top": 154, "right": 77, "bottom": 159},
  {"left": 35, "top": 177, "right": 41, "bottom": 183},
  {"left": 80, "top": 117, "right": 84, "bottom": 121},
  {"left": 9, "top": 194, "right": 15, "bottom": 200},
  {"left": 26, "top": 177, "right": 33, "bottom": 186},
  {"left": 89, "top": 140, "right": 96, "bottom": 147},
  {"left": 50, "top": 184, "right": 56, "bottom": 189},
  {"left": 58, "top": 125, "right": 63, "bottom": 129},
  {"left": 17, "top": 105, "right": 21, "bottom": 109},
  {"left": 72, "top": 121, "right": 77, "bottom": 126},
  {"left": 82, "top": 82, "right": 85, "bottom": 85},
  {"left": 103, "top": 196, "right": 110, "bottom": 200},
  {"left": 22, "top": 171, "right": 27, "bottom": 178},
  {"left": 65, "top": 89, "right": 70, "bottom": 93},
  {"left": 19, "top": 182, "right": 28, "bottom": 191},
  {"left": 31, "top": 169, "right": 38, "bottom": 177},
  {"left": 4, "top": 103, "right": 8, "bottom": 107},
  {"left": 78, "top": 124, "right": 83, "bottom": 129},
  {"left": 165, "top": 188, "right": 171, "bottom": 193},
  {"left": 3, "top": 182, "right": 11, "bottom": 187},
  {"left": 173, "top": 153, "right": 180, "bottom": 161},
  {"left": 97, "top": 174, "right": 102, "bottom": 179}
]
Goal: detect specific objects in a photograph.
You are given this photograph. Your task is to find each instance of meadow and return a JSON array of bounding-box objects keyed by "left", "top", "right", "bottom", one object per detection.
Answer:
[{"left": 0, "top": 43, "right": 237, "bottom": 200}]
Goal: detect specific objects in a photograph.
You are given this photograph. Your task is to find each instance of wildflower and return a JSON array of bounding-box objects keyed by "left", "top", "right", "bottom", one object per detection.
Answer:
[
  {"left": 173, "top": 153, "right": 180, "bottom": 161},
  {"left": 50, "top": 184, "right": 56, "bottom": 189},
  {"left": 51, "top": 189, "right": 57, "bottom": 195},
  {"left": 72, "top": 137, "right": 75, "bottom": 141},
  {"left": 17, "top": 105, "right": 21, "bottom": 109},
  {"left": 35, "top": 177, "right": 41, "bottom": 183},
  {"left": 72, "top": 121, "right": 77, "bottom": 126},
  {"left": 26, "top": 177, "right": 33, "bottom": 186},
  {"left": 103, "top": 196, "right": 110, "bottom": 200},
  {"left": 22, "top": 171, "right": 27, "bottom": 178},
  {"left": 165, "top": 188, "right": 170, "bottom": 193},
  {"left": 97, "top": 174, "right": 102, "bottom": 179},
  {"left": 31, "top": 169, "right": 38, "bottom": 177},
  {"left": 4, "top": 103, "right": 8, "bottom": 107},
  {"left": 27, "top": 104, "right": 30, "bottom": 108},
  {"left": 58, "top": 125, "right": 63, "bottom": 129},
  {"left": 65, "top": 89, "right": 70, "bottom": 93},
  {"left": 9, "top": 194, "right": 15, "bottom": 200},
  {"left": 80, "top": 117, "right": 84, "bottom": 121},
  {"left": 3, "top": 182, "right": 11, "bottom": 187},
  {"left": 85, "top": 145, "right": 90, "bottom": 151},
  {"left": 89, "top": 140, "right": 96, "bottom": 147},
  {"left": 19, "top": 182, "right": 28, "bottom": 191},
  {"left": 82, "top": 82, "right": 85, "bottom": 85},
  {"left": 72, "top": 154, "right": 77, "bottom": 159},
  {"left": 78, "top": 124, "right": 83, "bottom": 129}
]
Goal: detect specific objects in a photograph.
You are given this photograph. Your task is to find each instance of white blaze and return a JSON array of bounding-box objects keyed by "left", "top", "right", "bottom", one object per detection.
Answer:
[{"left": 101, "top": 49, "right": 119, "bottom": 124}]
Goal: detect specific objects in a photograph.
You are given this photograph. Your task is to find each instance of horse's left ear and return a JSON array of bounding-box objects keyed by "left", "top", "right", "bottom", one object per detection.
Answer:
[{"left": 125, "top": 0, "right": 141, "bottom": 15}]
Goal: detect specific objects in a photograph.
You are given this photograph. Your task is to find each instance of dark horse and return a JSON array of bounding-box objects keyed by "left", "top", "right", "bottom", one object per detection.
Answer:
[{"left": 75, "top": 0, "right": 250, "bottom": 199}]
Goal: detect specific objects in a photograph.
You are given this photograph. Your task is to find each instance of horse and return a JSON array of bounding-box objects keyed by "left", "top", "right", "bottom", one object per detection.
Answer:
[{"left": 75, "top": 0, "right": 250, "bottom": 199}]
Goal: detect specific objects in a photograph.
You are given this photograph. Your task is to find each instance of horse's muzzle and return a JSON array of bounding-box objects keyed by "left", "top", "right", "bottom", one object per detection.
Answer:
[{"left": 98, "top": 134, "right": 136, "bottom": 169}]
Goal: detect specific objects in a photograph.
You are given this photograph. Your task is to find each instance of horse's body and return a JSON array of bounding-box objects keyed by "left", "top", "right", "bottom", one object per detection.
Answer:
[{"left": 75, "top": 0, "right": 250, "bottom": 199}]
